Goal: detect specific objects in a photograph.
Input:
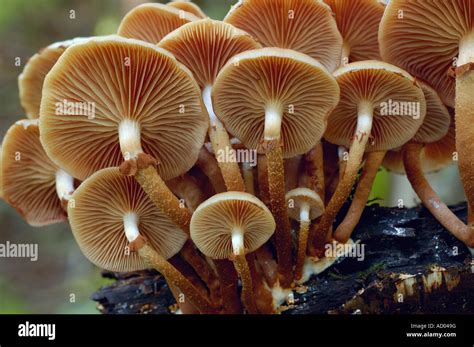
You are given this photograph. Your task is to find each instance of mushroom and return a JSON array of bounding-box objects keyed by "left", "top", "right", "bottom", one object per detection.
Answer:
[
  {"left": 224, "top": 0, "right": 343, "bottom": 73},
  {"left": 40, "top": 36, "right": 208, "bottom": 234},
  {"left": 213, "top": 47, "right": 340, "bottom": 286},
  {"left": 334, "top": 80, "right": 450, "bottom": 243},
  {"left": 18, "top": 38, "right": 88, "bottom": 119},
  {"left": 1, "top": 119, "right": 75, "bottom": 226},
  {"left": 68, "top": 167, "right": 214, "bottom": 313},
  {"left": 167, "top": 0, "right": 207, "bottom": 19},
  {"left": 314, "top": 61, "right": 426, "bottom": 252},
  {"left": 190, "top": 191, "right": 275, "bottom": 313},
  {"left": 158, "top": 19, "right": 261, "bottom": 192},
  {"left": 196, "top": 146, "right": 227, "bottom": 194},
  {"left": 324, "top": 0, "right": 385, "bottom": 65},
  {"left": 117, "top": 3, "right": 199, "bottom": 44},
  {"left": 286, "top": 188, "right": 324, "bottom": 282},
  {"left": 379, "top": 0, "right": 474, "bottom": 237}
]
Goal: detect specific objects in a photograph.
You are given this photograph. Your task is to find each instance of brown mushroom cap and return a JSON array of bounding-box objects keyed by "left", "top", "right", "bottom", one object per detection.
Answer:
[
  {"left": 190, "top": 191, "right": 275, "bottom": 260},
  {"left": 325, "top": 0, "right": 385, "bottom": 61},
  {"left": 384, "top": 114, "right": 455, "bottom": 174},
  {"left": 158, "top": 19, "right": 261, "bottom": 89},
  {"left": 285, "top": 187, "right": 324, "bottom": 221},
  {"left": 117, "top": 3, "right": 199, "bottom": 44},
  {"left": 224, "top": 0, "right": 343, "bottom": 72},
  {"left": 167, "top": 0, "right": 207, "bottom": 19},
  {"left": 18, "top": 38, "right": 88, "bottom": 119},
  {"left": 379, "top": 0, "right": 474, "bottom": 107},
  {"left": 68, "top": 167, "right": 188, "bottom": 272},
  {"left": 324, "top": 61, "right": 426, "bottom": 152},
  {"left": 40, "top": 36, "right": 208, "bottom": 181},
  {"left": 212, "top": 47, "right": 340, "bottom": 158},
  {"left": 1, "top": 119, "right": 67, "bottom": 226}
]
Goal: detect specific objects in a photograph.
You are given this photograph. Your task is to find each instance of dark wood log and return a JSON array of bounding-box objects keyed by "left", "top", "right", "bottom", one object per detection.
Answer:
[{"left": 91, "top": 203, "right": 474, "bottom": 314}]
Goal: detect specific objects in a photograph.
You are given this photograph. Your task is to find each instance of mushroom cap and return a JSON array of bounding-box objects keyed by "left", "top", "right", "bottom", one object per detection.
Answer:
[
  {"left": 379, "top": 0, "right": 474, "bottom": 108},
  {"left": 1, "top": 119, "right": 67, "bottom": 226},
  {"left": 167, "top": 0, "right": 207, "bottom": 18},
  {"left": 18, "top": 38, "right": 89, "bottom": 119},
  {"left": 324, "top": 61, "right": 426, "bottom": 152},
  {"left": 159, "top": 19, "right": 261, "bottom": 89},
  {"left": 325, "top": 0, "right": 385, "bottom": 61},
  {"left": 224, "top": 0, "right": 343, "bottom": 72},
  {"left": 40, "top": 36, "right": 208, "bottom": 181},
  {"left": 212, "top": 47, "right": 340, "bottom": 158},
  {"left": 285, "top": 187, "right": 324, "bottom": 221},
  {"left": 383, "top": 114, "right": 456, "bottom": 174},
  {"left": 117, "top": 2, "right": 199, "bottom": 44},
  {"left": 190, "top": 191, "right": 275, "bottom": 259},
  {"left": 68, "top": 167, "right": 188, "bottom": 272},
  {"left": 411, "top": 80, "right": 450, "bottom": 144}
]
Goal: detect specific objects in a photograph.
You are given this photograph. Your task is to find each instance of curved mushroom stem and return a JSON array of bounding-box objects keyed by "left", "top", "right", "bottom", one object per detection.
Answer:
[
  {"left": 340, "top": 42, "right": 351, "bottom": 67},
  {"left": 295, "top": 202, "right": 311, "bottom": 282},
  {"left": 203, "top": 85, "right": 246, "bottom": 192},
  {"left": 242, "top": 162, "right": 256, "bottom": 195},
  {"left": 55, "top": 169, "right": 75, "bottom": 209},
  {"left": 307, "top": 143, "right": 325, "bottom": 200},
  {"left": 123, "top": 213, "right": 215, "bottom": 314},
  {"left": 214, "top": 259, "right": 243, "bottom": 314},
  {"left": 118, "top": 119, "right": 193, "bottom": 233},
  {"left": 334, "top": 151, "right": 386, "bottom": 243},
  {"left": 403, "top": 142, "right": 474, "bottom": 247},
  {"left": 263, "top": 106, "right": 293, "bottom": 287},
  {"left": 312, "top": 101, "right": 373, "bottom": 253},
  {"left": 455, "top": 31, "right": 474, "bottom": 226},
  {"left": 197, "top": 146, "right": 227, "bottom": 193},
  {"left": 231, "top": 229, "right": 258, "bottom": 314},
  {"left": 257, "top": 155, "right": 270, "bottom": 205}
]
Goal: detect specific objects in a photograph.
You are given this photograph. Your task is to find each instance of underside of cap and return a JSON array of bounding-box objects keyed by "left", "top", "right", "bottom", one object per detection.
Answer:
[
  {"left": 190, "top": 191, "right": 275, "bottom": 259},
  {"left": 213, "top": 47, "right": 340, "bottom": 158},
  {"left": 1, "top": 119, "right": 67, "bottom": 226},
  {"left": 224, "top": 0, "right": 343, "bottom": 72},
  {"left": 325, "top": 0, "right": 385, "bottom": 61},
  {"left": 379, "top": 0, "right": 473, "bottom": 107},
  {"left": 285, "top": 187, "right": 324, "bottom": 220},
  {"left": 68, "top": 167, "right": 188, "bottom": 272},
  {"left": 159, "top": 19, "right": 261, "bottom": 88},
  {"left": 40, "top": 36, "right": 208, "bottom": 181},
  {"left": 118, "top": 2, "right": 199, "bottom": 44},
  {"left": 325, "top": 61, "right": 426, "bottom": 152},
  {"left": 167, "top": 0, "right": 207, "bottom": 18}
]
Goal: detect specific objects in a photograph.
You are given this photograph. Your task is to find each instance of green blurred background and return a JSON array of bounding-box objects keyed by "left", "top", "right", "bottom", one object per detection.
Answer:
[{"left": 0, "top": 0, "right": 465, "bottom": 313}]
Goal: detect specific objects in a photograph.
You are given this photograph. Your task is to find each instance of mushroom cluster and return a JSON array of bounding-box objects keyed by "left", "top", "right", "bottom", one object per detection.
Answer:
[{"left": 1, "top": 0, "right": 473, "bottom": 314}]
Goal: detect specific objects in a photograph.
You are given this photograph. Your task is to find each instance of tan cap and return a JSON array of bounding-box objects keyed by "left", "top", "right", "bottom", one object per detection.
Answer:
[
  {"left": 325, "top": 0, "right": 385, "bottom": 62},
  {"left": 325, "top": 61, "right": 426, "bottom": 152},
  {"left": 18, "top": 38, "right": 89, "bottom": 119},
  {"left": 68, "top": 167, "right": 188, "bottom": 272},
  {"left": 40, "top": 36, "right": 208, "bottom": 181},
  {"left": 213, "top": 47, "right": 340, "bottom": 158},
  {"left": 118, "top": 3, "right": 199, "bottom": 44},
  {"left": 190, "top": 191, "right": 275, "bottom": 259},
  {"left": 1, "top": 119, "right": 67, "bottom": 226},
  {"left": 224, "top": 0, "right": 343, "bottom": 72},
  {"left": 286, "top": 187, "right": 324, "bottom": 221},
  {"left": 167, "top": 1, "right": 207, "bottom": 18}
]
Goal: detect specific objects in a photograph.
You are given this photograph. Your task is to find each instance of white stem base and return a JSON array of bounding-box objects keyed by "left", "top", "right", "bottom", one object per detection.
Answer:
[
  {"left": 55, "top": 169, "right": 74, "bottom": 201},
  {"left": 119, "top": 120, "right": 143, "bottom": 160},
  {"left": 123, "top": 212, "right": 140, "bottom": 242}
]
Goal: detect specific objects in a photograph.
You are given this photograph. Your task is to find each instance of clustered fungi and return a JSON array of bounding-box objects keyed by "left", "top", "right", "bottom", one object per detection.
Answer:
[{"left": 0, "top": 0, "right": 473, "bottom": 314}]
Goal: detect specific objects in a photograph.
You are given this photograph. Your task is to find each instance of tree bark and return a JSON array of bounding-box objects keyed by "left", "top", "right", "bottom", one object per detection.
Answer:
[{"left": 91, "top": 203, "right": 474, "bottom": 314}]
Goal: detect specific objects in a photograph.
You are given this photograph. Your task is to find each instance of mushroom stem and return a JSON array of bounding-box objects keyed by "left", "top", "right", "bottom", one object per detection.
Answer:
[
  {"left": 118, "top": 119, "right": 193, "bottom": 233},
  {"left": 123, "top": 213, "right": 215, "bottom": 314},
  {"left": 55, "top": 169, "right": 74, "bottom": 206},
  {"left": 231, "top": 229, "right": 258, "bottom": 314},
  {"left": 334, "top": 151, "right": 386, "bottom": 243},
  {"left": 197, "top": 146, "right": 226, "bottom": 193},
  {"left": 455, "top": 31, "right": 474, "bottom": 225},
  {"left": 214, "top": 259, "right": 243, "bottom": 314},
  {"left": 242, "top": 162, "right": 255, "bottom": 195},
  {"left": 340, "top": 42, "right": 351, "bottom": 66},
  {"left": 312, "top": 101, "right": 373, "bottom": 253},
  {"left": 203, "top": 85, "right": 246, "bottom": 192},
  {"left": 403, "top": 142, "right": 474, "bottom": 247},
  {"left": 264, "top": 106, "right": 293, "bottom": 287},
  {"left": 295, "top": 202, "right": 311, "bottom": 281}
]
